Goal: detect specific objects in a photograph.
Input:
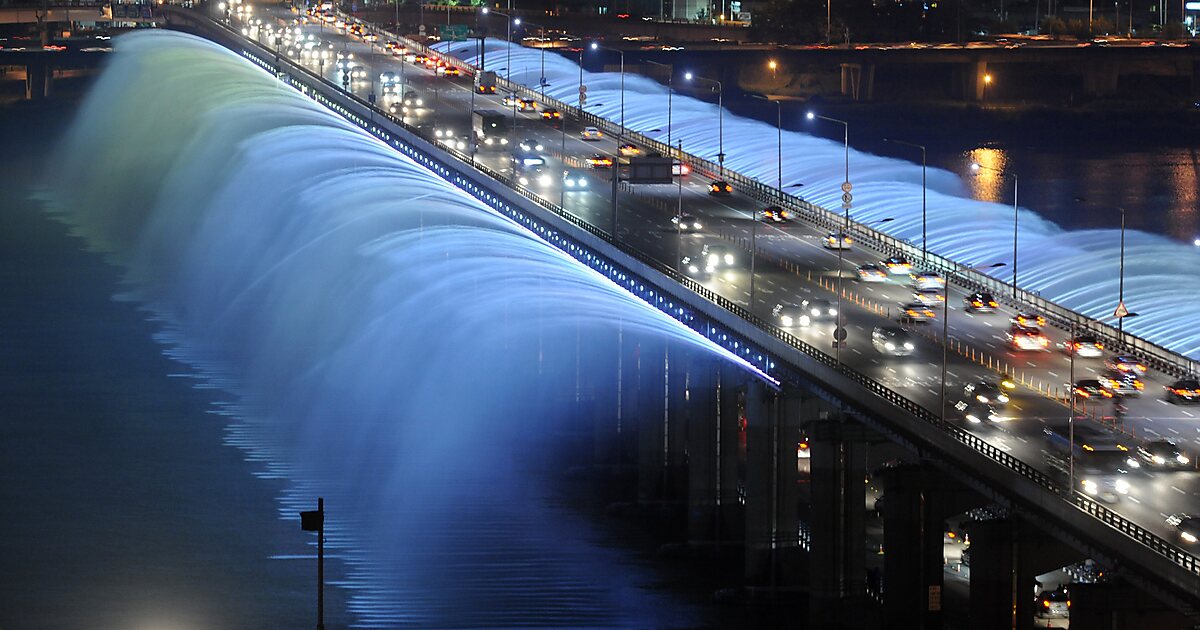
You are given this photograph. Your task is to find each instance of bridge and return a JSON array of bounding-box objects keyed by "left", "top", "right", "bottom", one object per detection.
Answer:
[{"left": 158, "top": 6, "right": 1200, "bottom": 627}]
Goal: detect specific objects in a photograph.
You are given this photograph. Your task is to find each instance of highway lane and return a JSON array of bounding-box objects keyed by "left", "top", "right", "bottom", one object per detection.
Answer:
[{"left": 246, "top": 11, "right": 1200, "bottom": 552}]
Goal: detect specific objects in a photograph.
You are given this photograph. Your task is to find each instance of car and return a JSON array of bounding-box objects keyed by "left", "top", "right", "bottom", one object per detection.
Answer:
[
  {"left": 872, "top": 326, "right": 916, "bottom": 356},
  {"left": 1099, "top": 370, "right": 1144, "bottom": 397},
  {"left": 1079, "top": 475, "right": 1131, "bottom": 504},
  {"left": 672, "top": 162, "right": 690, "bottom": 176},
  {"left": 671, "top": 213, "right": 703, "bottom": 233},
  {"left": 1166, "top": 514, "right": 1200, "bottom": 544},
  {"left": 517, "top": 168, "right": 553, "bottom": 187},
  {"left": 900, "top": 302, "right": 935, "bottom": 323},
  {"left": 701, "top": 244, "right": 735, "bottom": 270},
  {"left": 513, "top": 154, "right": 547, "bottom": 169},
  {"left": 477, "top": 134, "right": 509, "bottom": 148},
  {"left": 910, "top": 271, "right": 945, "bottom": 290},
  {"left": 1035, "top": 587, "right": 1071, "bottom": 619},
  {"left": 761, "top": 206, "right": 791, "bottom": 222},
  {"left": 586, "top": 154, "right": 613, "bottom": 169},
  {"left": 709, "top": 180, "right": 733, "bottom": 196},
  {"left": 502, "top": 94, "right": 520, "bottom": 107},
  {"left": 1008, "top": 324, "right": 1050, "bottom": 351},
  {"left": 964, "top": 292, "right": 998, "bottom": 313},
  {"left": 772, "top": 303, "right": 812, "bottom": 328},
  {"left": 1132, "top": 439, "right": 1191, "bottom": 470},
  {"left": 618, "top": 143, "right": 641, "bottom": 156},
  {"left": 953, "top": 399, "right": 1003, "bottom": 424},
  {"left": 1013, "top": 312, "right": 1046, "bottom": 327},
  {"left": 413, "top": 54, "right": 429, "bottom": 64},
  {"left": 402, "top": 91, "right": 424, "bottom": 107},
  {"left": 517, "top": 138, "right": 544, "bottom": 153},
  {"left": 1062, "top": 334, "right": 1104, "bottom": 358},
  {"left": 561, "top": 169, "right": 589, "bottom": 189},
  {"left": 1166, "top": 378, "right": 1200, "bottom": 404},
  {"left": 800, "top": 298, "right": 838, "bottom": 320},
  {"left": 1105, "top": 355, "right": 1147, "bottom": 376},
  {"left": 963, "top": 380, "right": 1009, "bottom": 405},
  {"left": 518, "top": 98, "right": 537, "bottom": 111},
  {"left": 540, "top": 108, "right": 562, "bottom": 120},
  {"left": 823, "top": 232, "right": 852, "bottom": 250},
  {"left": 857, "top": 264, "right": 887, "bottom": 282},
  {"left": 912, "top": 288, "right": 944, "bottom": 308},
  {"left": 580, "top": 126, "right": 603, "bottom": 140},
  {"left": 881, "top": 256, "right": 912, "bottom": 275},
  {"left": 443, "top": 66, "right": 462, "bottom": 76},
  {"left": 1073, "top": 378, "right": 1114, "bottom": 399},
  {"left": 434, "top": 129, "right": 469, "bottom": 151}
]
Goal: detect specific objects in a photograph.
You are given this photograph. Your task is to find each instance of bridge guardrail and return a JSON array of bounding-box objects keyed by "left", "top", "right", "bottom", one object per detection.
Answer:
[{"left": 186, "top": 8, "right": 1200, "bottom": 594}]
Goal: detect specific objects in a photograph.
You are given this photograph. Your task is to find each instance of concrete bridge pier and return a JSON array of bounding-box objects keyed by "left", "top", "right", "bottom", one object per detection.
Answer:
[
  {"left": 965, "top": 60, "right": 988, "bottom": 102},
  {"left": 807, "top": 411, "right": 870, "bottom": 627},
  {"left": 875, "top": 464, "right": 980, "bottom": 629},
  {"left": 24, "top": 61, "right": 53, "bottom": 101},
  {"left": 966, "top": 516, "right": 1080, "bottom": 630},
  {"left": 635, "top": 340, "right": 688, "bottom": 504},
  {"left": 742, "top": 384, "right": 803, "bottom": 587},
  {"left": 839, "top": 63, "right": 875, "bottom": 101},
  {"left": 683, "top": 365, "right": 748, "bottom": 544}
]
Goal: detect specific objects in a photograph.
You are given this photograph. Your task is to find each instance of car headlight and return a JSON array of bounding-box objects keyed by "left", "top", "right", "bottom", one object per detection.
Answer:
[
  {"left": 708, "top": 255, "right": 719, "bottom": 264},
  {"left": 884, "top": 342, "right": 896, "bottom": 351},
  {"left": 416, "top": 99, "right": 424, "bottom": 106},
  {"left": 538, "top": 174, "right": 551, "bottom": 186},
  {"left": 1154, "top": 455, "right": 1167, "bottom": 465},
  {"left": 1114, "top": 479, "right": 1130, "bottom": 494},
  {"left": 976, "top": 395, "right": 989, "bottom": 403},
  {"left": 781, "top": 316, "right": 794, "bottom": 327},
  {"left": 724, "top": 254, "right": 735, "bottom": 265},
  {"left": 500, "top": 138, "right": 508, "bottom": 145},
  {"left": 1183, "top": 531, "right": 1198, "bottom": 543},
  {"left": 810, "top": 308, "right": 821, "bottom": 317},
  {"left": 1179, "top": 455, "right": 1190, "bottom": 465},
  {"left": 903, "top": 342, "right": 914, "bottom": 350},
  {"left": 1126, "top": 457, "right": 1141, "bottom": 468},
  {"left": 965, "top": 413, "right": 981, "bottom": 424},
  {"left": 799, "top": 315, "right": 811, "bottom": 326},
  {"left": 997, "top": 394, "right": 1009, "bottom": 403},
  {"left": 1081, "top": 479, "right": 1098, "bottom": 495},
  {"left": 519, "top": 176, "right": 529, "bottom": 185},
  {"left": 692, "top": 221, "right": 702, "bottom": 229}
]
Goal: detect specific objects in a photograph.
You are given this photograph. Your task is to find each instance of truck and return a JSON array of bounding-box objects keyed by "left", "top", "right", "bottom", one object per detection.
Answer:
[
  {"left": 476, "top": 70, "right": 497, "bottom": 94},
  {"left": 472, "top": 109, "right": 509, "bottom": 149}
]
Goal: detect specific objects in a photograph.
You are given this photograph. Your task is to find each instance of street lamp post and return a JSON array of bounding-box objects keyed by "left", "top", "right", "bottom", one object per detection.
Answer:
[
  {"left": 589, "top": 42, "right": 625, "bottom": 133},
  {"left": 807, "top": 111, "right": 851, "bottom": 364},
  {"left": 676, "top": 139, "right": 685, "bottom": 272},
  {"left": 750, "top": 94, "right": 783, "bottom": 193},
  {"left": 685, "top": 72, "right": 723, "bottom": 175},
  {"left": 941, "top": 262, "right": 1006, "bottom": 423},
  {"left": 883, "top": 138, "right": 927, "bottom": 261},
  {"left": 971, "top": 162, "right": 1019, "bottom": 299}
]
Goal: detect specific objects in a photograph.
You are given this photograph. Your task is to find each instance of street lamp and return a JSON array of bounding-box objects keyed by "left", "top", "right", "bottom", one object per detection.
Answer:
[
  {"left": 519, "top": 20, "right": 550, "bottom": 98},
  {"left": 942, "top": 262, "right": 1006, "bottom": 423},
  {"left": 768, "top": 59, "right": 777, "bottom": 80},
  {"left": 484, "top": 8, "right": 518, "bottom": 83},
  {"left": 883, "top": 138, "right": 927, "bottom": 261},
  {"left": 644, "top": 60, "right": 675, "bottom": 149},
  {"left": 750, "top": 94, "right": 782, "bottom": 193},
  {"left": 807, "top": 110, "right": 852, "bottom": 364},
  {"left": 685, "top": 71, "right": 724, "bottom": 175},
  {"left": 589, "top": 42, "right": 626, "bottom": 133},
  {"left": 983, "top": 73, "right": 993, "bottom": 101},
  {"left": 970, "top": 162, "right": 1019, "bottom": 299}
]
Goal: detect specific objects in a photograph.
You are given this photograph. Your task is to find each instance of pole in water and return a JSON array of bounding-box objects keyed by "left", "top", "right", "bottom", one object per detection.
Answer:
[{"left": 300, "top": 498, "right": 326, "bottom": 629}]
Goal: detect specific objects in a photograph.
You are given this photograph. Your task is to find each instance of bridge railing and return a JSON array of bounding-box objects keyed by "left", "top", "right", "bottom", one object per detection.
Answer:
[{"left": 186, "top": 8, "right": 1200, "bottom": 594}]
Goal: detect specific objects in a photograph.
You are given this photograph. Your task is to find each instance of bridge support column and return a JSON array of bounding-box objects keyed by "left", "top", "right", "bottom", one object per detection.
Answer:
[
  {"left": 966, "top": 517, "right": 1078, "bottom": 630},
  {"left": 808, "top": 411, "right": 869, "bottom": 627},
  {"left": 840, "top": 63, "right": 867, "bottom": 101},
  {"left": 685, "top": 363, "right": 743, "bottom": 543},
  {"left": 876, "top": 464, "right": 976, "bottom": 629},
  {"left": 1068, "top": 578, "right": 1193, "bottom": 628},
  {"left": 24, "top": 62, "right": 52, "bottom": 101},
  {"left": 743, "top": 384, "right": 803, "bottom": 587},
  {"left": 636, "top": 339, "right": 667, "bottom": 503}
]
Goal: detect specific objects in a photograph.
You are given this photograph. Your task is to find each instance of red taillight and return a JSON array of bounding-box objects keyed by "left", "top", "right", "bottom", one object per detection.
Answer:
[{"left": 1043, "top": 600, "right": 1051, "bottom": 608}]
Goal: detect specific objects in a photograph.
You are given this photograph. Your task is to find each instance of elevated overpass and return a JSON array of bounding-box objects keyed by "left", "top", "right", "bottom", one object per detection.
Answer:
[{"left": 159, "top": 7, "right": 1200, "bottom": 626}]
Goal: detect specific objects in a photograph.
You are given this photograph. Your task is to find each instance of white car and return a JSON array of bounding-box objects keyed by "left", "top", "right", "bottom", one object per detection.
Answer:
[
  {"left": 562, "top": 170, "right": 589, "bottom": 189},
  {"left": 823, "top": 232, "right": 851, "bottom": 250},
  {"left": 872, "top": 326, "right": 915, "bottom": 356},
  {"left": 580, "top": 126, "right": 603, "bottom": 140},
  {"left": 671, "top": 213, "right": 702, "bottom": 232}
]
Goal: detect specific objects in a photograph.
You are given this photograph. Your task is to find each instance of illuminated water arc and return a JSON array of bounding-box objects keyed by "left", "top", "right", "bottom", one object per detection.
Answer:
[
  {"left": 48, "top": 30, "right": 766, "bottom": 626},
  {"left": 443, "top": 39, "right": 1200, "bottom": 359}
]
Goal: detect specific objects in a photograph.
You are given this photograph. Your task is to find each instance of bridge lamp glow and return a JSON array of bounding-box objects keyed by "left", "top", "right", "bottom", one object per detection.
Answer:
[
  {"left": 984, "top": 74, "right": 993, "bottom": 84},
  {"left": 805, "top": 111, "right": 815, "bottom": 120},
  {"left": 513, "top": 17, "right": 521, "bottom": 25},
  {"left": 590, "top": 42, "right": 598, "bottom": 50},
  {"left": 481, "top": 6, "right": 488, "bottom": 13},
  {"left": 684, "top": 71, "right": 693, "bottom": 80}
]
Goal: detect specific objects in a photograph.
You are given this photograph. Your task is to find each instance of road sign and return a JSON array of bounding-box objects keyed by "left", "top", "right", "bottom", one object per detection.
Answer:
[
  {"left": 834, "top": 326, "right": 848, "bottom": 342},
  {"left": 442, "top": 24, "right": 468, "bottom": 41},
  {"left": 368, "top": 92, "right": 376, "bottom": 103},
  {"left": 841, "top": 192, "right": 853, "bottom": 204},
  {"left": 841, "top": 181, "right": 853, "bottom": 193},
  {"left": 579, "top": 93, "right": 587, "bottom": 105},
  {"left": 1114, "top": 301, "right": 1129, "bottom": 318},
  {"left": 841, "top": 202, "right": 852, "bottom": 209},
  {"left": 579, "top": 84, "right": 588, "bottom": 94},
  {"left": 418, "top": 24, "right": 426, "bottom": 34}
]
